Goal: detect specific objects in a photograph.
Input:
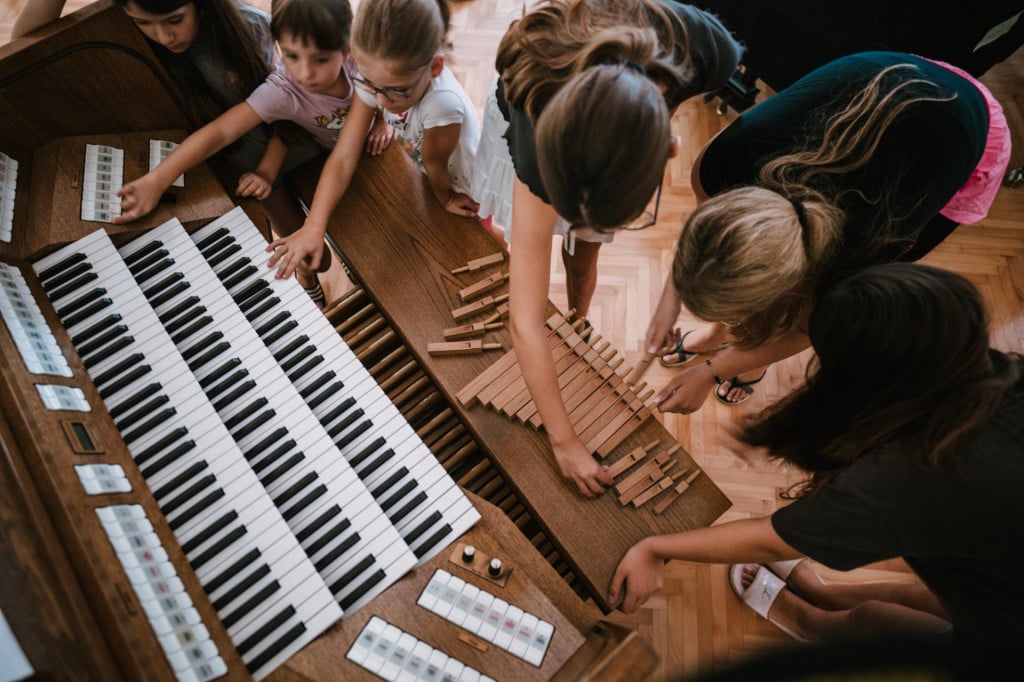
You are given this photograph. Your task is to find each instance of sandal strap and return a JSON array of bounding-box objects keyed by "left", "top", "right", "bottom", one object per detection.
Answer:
[{"left": 705, "top": 359, "right": 725, "bottom": 385}]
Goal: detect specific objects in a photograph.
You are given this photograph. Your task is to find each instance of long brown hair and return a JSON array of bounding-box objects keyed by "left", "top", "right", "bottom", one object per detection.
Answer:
[
  {"left": 741, "top": 263, "right": 1021, "bottom": 497},
  {"left": 674, "top": 63, "right": 956, "bottom": 347},
  {"left": 352, "top": 0, "right": 449, "bottom": 72},
  {"left": 116, "top": 0, "right": 272, "bottom": 127}
]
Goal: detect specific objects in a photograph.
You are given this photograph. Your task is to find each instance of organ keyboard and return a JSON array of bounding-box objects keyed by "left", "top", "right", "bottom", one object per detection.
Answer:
[{"left": 0, "top": 1, "right": 730, "bottom": 678}]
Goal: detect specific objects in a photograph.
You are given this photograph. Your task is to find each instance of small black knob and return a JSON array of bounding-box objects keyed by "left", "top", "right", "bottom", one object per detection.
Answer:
[
  {"left": 461, "top": 545, "right": 476, "bottom": 563},
  {"left": 487, "top": 557, "right": 503, "bottom": 577}
]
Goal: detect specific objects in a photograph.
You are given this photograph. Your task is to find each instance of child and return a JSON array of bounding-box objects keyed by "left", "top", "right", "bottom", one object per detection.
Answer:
[
  {"left": 115, "top": 0, "right": 380, "bottom": 303},
  {"left": 349, "top": 0, "right": 482, "bottom": 221}
]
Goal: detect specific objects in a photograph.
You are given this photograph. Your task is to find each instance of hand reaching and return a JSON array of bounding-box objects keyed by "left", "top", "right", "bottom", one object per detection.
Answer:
[
  {"left": 236, "top": 171, "right": 272, "bottom": 200},
  {"left": 366, "top": 118, "right": 393, "bottom": 156},
  {"left": 654, "top": 363, "right": 717, "bottom": 414},
  {"left": 266, "top": 226, "right": 325, "bottom": 280},
  {"left": 552, "top": 437, "right": 613, "bottom": 498},
  {"left": 608, "top": 539, "right": 663, "bottom": 614},
  {"left": 113, "top": 174, "right": 164, "bottom": 224},
  {"left": 444, "top": 191, "right": 481, "bottom": 218}
]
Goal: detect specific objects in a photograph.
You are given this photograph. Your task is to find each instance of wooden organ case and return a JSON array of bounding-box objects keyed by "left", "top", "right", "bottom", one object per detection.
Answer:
[{"left": 0, "top": 2, "right": 731, "bottom": 680}]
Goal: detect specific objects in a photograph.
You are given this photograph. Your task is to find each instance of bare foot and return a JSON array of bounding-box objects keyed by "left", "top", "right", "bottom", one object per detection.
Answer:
[{"left": 737, "top": 564, "right": 818, "bottom": 643}]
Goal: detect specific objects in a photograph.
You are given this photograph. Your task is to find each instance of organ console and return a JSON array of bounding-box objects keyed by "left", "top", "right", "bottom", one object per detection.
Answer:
[{"left": 0, "top": 1, "right": 731, "bottom": 679}]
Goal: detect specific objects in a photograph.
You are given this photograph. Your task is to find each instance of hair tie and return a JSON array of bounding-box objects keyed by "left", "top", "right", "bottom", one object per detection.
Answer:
[
  {"left": 789, "top": 196, "right": 809, "bottom": 233},
  {"left": 622, "top": 60, "right": 646, "bottom": 75}
]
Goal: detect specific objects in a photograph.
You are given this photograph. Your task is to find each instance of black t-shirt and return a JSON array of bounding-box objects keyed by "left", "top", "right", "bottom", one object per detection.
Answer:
[
  {"left": 497, "top": 1, "right": 743, "bottom": 203},
  {"left": 699, "top": 51, "right": 988, "bottom": 272},
  {"left": 771, "top": 367, "right": 1024, "bottom": 644}
]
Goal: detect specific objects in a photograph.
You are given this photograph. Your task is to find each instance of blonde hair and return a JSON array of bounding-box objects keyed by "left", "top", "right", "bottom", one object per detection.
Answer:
[
  {"left": 352, "top": 0, "right": 450, "bottom": 72},
  {"left": 674, "top": 63, "right": 956, "bottom": 346}
]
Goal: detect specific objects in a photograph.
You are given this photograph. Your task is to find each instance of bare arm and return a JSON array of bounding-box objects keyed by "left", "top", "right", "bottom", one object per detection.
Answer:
[
  {"left": 11, "top": 0, "right": 66, "bottom": 39},
  {"left": 609, "top": 516, "right": 803, "bottom": 613},
  {"left": 509, "top": 177, "right": 613, "bottom": 497},
  {"left": 266, "top": 95, "right": 375, "bottom": 278},
  {"left": 420, "top": 122, "right": 478, "bottom": 217},
  {"left": 115, "top": 102, "right": 264, "bottom": 223},
  {"left": 236, "top": 133, "right": 288, "bottom": 200}
]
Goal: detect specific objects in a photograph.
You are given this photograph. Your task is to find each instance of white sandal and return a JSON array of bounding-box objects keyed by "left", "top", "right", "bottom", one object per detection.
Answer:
[
  {"left": 729, "top": 564, "right": 810, "bottom": 643},
  {"left": 766, "top": 559, "right": 804, "bottom": 581}
]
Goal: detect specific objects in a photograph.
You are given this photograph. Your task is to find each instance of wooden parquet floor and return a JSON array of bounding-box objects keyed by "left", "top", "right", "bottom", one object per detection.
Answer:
[{"left": 4, "top": 1, "right": 1022, "bottom": 679}]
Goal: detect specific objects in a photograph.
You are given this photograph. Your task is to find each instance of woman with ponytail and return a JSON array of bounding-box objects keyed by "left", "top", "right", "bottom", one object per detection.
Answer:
[
  {"left": 649, "top": 51, "right": 1011, "bottom": 412},
  {"left": 472, "top": 0, "right": 742, "bottom": 497}
]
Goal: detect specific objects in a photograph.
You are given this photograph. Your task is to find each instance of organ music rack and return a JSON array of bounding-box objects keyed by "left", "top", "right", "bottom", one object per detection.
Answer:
[{"left": 0, "top": 1, "right": 732, "bottom": 678}]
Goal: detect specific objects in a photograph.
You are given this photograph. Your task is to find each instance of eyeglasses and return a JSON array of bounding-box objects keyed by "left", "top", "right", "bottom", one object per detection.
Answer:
[
  {"left": 622, "top": 179, "right": 663, "bottom": 230},
  {"left": 352, "top": 67, "right": 428, "bottom": 102}
]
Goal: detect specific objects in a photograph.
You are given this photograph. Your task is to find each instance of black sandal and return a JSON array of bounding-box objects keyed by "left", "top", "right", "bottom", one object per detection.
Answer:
[
  {"left": 706, "top": 359, "right": 767, "bottom": 406},
  {"left": 658, "top": 330, "right": 701, "bottom": 367}
]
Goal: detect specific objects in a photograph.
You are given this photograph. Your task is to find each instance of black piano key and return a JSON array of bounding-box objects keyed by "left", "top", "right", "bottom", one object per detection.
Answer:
[
  {"left": 242, "top": 296, "right": 279, "bottom": 322},
  {"left": 122, "top": 407, "right": 177, "bottom": 445},
  {"left": 71, "top": 313, "right": 122, "bottom": 346},
  {"left": 135, "top": 258, "right": 176, "bottom": 285},
  {"left": 312, "top": 529, "right": 359, "bottom": 572},
  {"left": 299, "top": 371, "right": 335, "bottom": 400},
  {"left": 199, "top": 233, "right": 234, "bottom": 259},
  {"left": 98, "top": 364, "right": 151, "bottom": 400},
  {"left": 412, "top": 524, "right": 453, "bottom": 559},
  {"left": 48, "top": 271, "right": 100, "bottom": 302},
  {"left": 164, "top": 305, "right": 206, "bottom": 336},
  {"left": 356, "top": 448, "right": 396, "bottom": 478},
  {"left": 191, "top": 525, "right": 247, "bottom": 570},
  {"left": 56, "top": 287, "right": 106, "bottom": 319},
  {"left": 109, "top": 382, "right": 162, "bottom": 419},
  {"left": 272, "top": 472, "right": 317, "bottom": 509},
  {"left": 223, "top": 262, "right": 258, "bottom": 291},
  {"left": 262, "top": 320, "right": 298, "bottom": 346},
  {"left": 380, "top": 480, "right": 418, "bottom": 514},
  {"left": 204, "top": 548, "right": 262, "bottom": 595},
  {"left": 243, "top": 614, "right": 305, "bottom": 672},
  {"left": 195, "top": 227, "right": 230, "bottom": 252},
  {"left": 170, "top": 315, "right": 213, "bottom": 346},
  {"left": 295, "top": 505, "right": 343, "bottom": 544},
  {"left": 390, "top": 491, "right": 427, "bottom": 525},
  {"left": 93, "top": 353, "right": 146, "bottom": 388},
  {"left": 77, "top": 324, "right": 128, "bottom": 358},
  {"left": 370, "top": 467, "right": 408, "bottom": 500},
  {"left": 223, "top": 397, "right": 269, "bottom": 431},
  {"left": 134, "top": 427, "right": 188, "bottom": 465},
  {"left": 254, "top": 312, "right": 289, "bottom": 339},
  {"left": 149, "top": 280, "right": 191, "bottom": 309},
  {"left": 305, "top": 517, "right": 352, "bottom": 557},
  {"left": 327, "top": 408, "right": 364, "bottom": 440},
  {"left": 153, "top": 461, "right": 208, "bottom": 500},
  {"left": 180, "top": 510, "right": 239, "bottom": 554},
  {"left": 262, "top": 453, "right": 304, "bottom": 486},
  {"left": 213, "top": 380, "right": 258, "bottom": 413},
  {"left": 338, "top": 569, "right": 386, "bottom": 611},
  {"left": 307, "top": 381, "right": 345, "bottom": 411},
  {"left": 36, "top": 252, "right": 87, "bottom": 283},
  {"left": 319, "top": 397, "right": 356, "bottom": 426},
  {"left": 234, "top": 409, "right": 277, "bottom": 442},
  {"left": 115, "top": 395, "right": 170, "bottom": 432},
  {"left": 158, "top": 295, "right": 201, "bottom": 325},
  {"left": 350, "top": 439, "right": 388, "bottom": 471},
  {"left": 283, "top": 484, "right": 326, "bottom": 521},
  {"left": 235, "top": 279, "right": 271, "bottom": 309},
  {"left": 122, "top": 240, "right": 164, "bottom": 268},
  {"left": 333, "top": 420, "right": 372, "bottom": 450},
  {"left": 250, "top": 440, "right": 296, "bottom": 474},
  {"left": 329, "top": 554, "right": 375, "bottom": 597},
  {"left": 288, "top": 355, "right": 324, "bottom": 382},
  {"left": 404, "top": 511, "right": 442, "bottom": 547},
  {"left": 162, "top": 474, "right": 217, "bottom": 516},
  {"left": 168, "top": 489, "right": 224, "bottom": 532},
  {"left": 213, "top": 564, "right": 273, "bottom": 614},
  {"left": 143, "top": 272, "right": 185, "bottom": 299},
  {"left": 207, "top": 369, "right": 250, "bottom": 400},
  {"left": 140, "top": 440, "right": 196, "bottom": 479},
  {"left": 41, "top": 261, "right": 91, "bottom": 293},
  {"left": 128, "top": 248, "right": 169, "bottom": 275},
  {"left": 237, "top": 604, "right": 296, "bottom": 657},
  {"left": 207, "top": 243, "right": 242, "bottom": 269},
  {"left": 63, "top": 297, "right": 113, "bottom": 332},
  {"left": 243, "top": 428, "right": 288, "bottom": 462},
  {"left": 180, "top": 332, "right": 224, "bottom": 363},
  {"left": 199, "top": 358, "right": 243, "bottom": 389},
  {"left": 82, "top": 335, "right": 134, "bottom": 369},
  {"left": 271, "top": 335, "right": 308, "bottom": 364},
  {"left": 187, "top": 341, "right": 230, "bottom": 372},
  {"left": 222, "top": 579, "right": 281, "bottom": 630}
]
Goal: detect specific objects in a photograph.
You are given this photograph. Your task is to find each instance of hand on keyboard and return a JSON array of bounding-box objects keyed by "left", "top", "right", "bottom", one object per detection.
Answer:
[
  {"left": 114, "top": 174, "right": 162, "bottom": 224},
  {"left": 267, "top": 225, "right": 325, "bottom": 279}
]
